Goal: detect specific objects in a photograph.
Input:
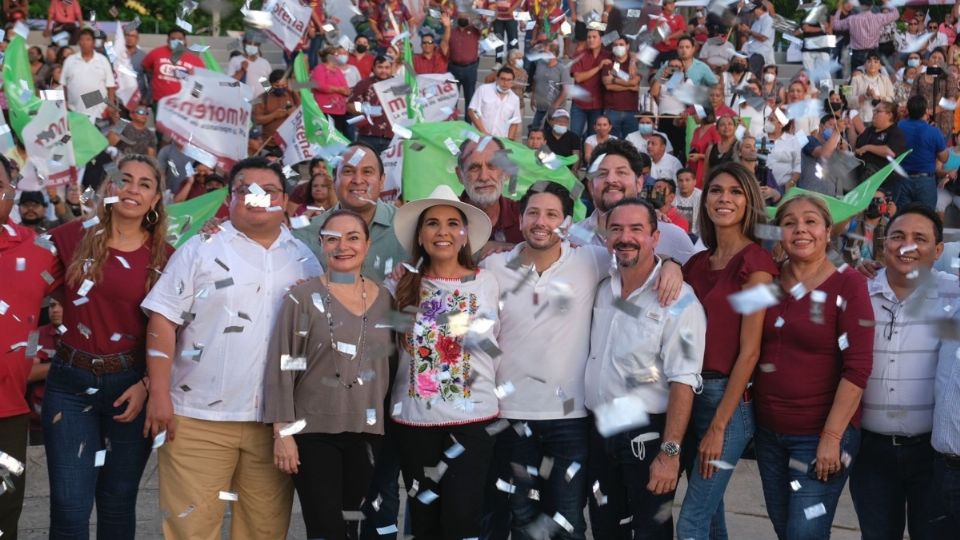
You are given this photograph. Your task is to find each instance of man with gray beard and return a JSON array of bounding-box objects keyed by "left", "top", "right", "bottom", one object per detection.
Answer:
[{"left": 456, "top": 137, "right": 524, "bottom": 257}]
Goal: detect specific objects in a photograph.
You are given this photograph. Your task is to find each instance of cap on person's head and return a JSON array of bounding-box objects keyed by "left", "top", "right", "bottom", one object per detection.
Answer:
[
  {"left": 551, "top": 109, "right": 570, "bottom": 119},
  {"left": 243, "top": 30, "right": 263, "bottom": 44},
  {"left": 18, "top": 191, "right": 46, "bottom": 206},
  {"left": 249, "top": 126, "right": 263, "bottom": 139}
]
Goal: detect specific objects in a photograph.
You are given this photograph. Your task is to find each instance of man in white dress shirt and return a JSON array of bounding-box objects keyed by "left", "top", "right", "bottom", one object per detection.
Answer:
[
  {"left": 60, "top": 27, "right": 116, "bottom": 121},
  {"left": 141, "top": 157, "right": 322, "bottom": 540},
  {"left": 468, "top": 67, "right": 522, "bottom": 140}
]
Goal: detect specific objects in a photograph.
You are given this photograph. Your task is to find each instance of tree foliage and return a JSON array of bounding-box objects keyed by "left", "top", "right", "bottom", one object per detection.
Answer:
[{"left": 27, "top": 0, "right": 250, "bottom": 35}]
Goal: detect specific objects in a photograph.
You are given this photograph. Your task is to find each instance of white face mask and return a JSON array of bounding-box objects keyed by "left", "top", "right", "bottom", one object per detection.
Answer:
[
  {"left": 553, "top": 125, "right": 568, "bottom": 135},
  {"left": 514, "top": 58, "right": 523, "bottom": 68},
  {"left": 612, "top": 45, "right": 627, "bottom": 57},
  {"left": 763, "top": 73, "right": 776, "bottom": 83},
  {"left": 764, "top": 120, "right": 777, "bottom": 134},
  {"left": 336, "top": 54, "right": 349, "bottom": 65},
  {"left": 169, "top": 39, "right": 184, "bottom": 50},
  {"left": 245, "top": 44, "right": 259, "bottom": 56}
]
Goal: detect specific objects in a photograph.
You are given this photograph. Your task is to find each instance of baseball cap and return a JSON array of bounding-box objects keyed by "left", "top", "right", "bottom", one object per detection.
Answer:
[
  {"left": 18, "top": 191, "right": 47, "bottom": 206},
  {"left": 551, "top": 109, "right": 570, "bottom": 119}
]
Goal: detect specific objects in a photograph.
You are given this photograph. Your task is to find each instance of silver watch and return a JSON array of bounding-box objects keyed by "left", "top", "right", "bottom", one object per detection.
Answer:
[{"left": 660, "top": 441, "right": 681, "bottom": 457}]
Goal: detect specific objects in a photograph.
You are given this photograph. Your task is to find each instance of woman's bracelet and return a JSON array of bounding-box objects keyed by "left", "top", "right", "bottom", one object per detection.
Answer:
[{"left": 820, "top": 428, "right": 842, "bottom": 441}]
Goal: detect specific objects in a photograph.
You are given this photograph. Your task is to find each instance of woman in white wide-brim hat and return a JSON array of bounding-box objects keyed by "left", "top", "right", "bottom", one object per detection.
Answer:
[{"left": 388, "top": 184, "right": 501, "bottom": 539}]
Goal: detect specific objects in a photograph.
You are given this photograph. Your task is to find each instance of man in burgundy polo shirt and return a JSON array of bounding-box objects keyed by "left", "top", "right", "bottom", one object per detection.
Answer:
[
  {"left": 0, "top": 157, "right": 61, "bottom": 538},
  {"left": 571, "top": 28, "right": 612, "bottom": 140},
  {"left": 348, "top": 55, "right": 396, "bottom": 155},
  {"left": 457, "top": 137, "right": 523, "bottom": 257},
  {"left": 448, "top": 12, "right": 482, "bottom": 116},
  {"left": 348, "top": 35, "right": 375, "bottom": 79},
  {"left": 413, "top": 16, "right": 451, "bottom": 75},
  {"left": 602, "top": 36, "right": 641, "bottom": 138}
]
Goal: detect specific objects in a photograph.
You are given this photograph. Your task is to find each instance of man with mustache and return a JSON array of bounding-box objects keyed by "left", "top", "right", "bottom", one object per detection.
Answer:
[
  {"left": 456, "top": 137, "right": 524, "bottom": 258},
  {"left": 584, "top": 196, "right": 705, "bottom": 539},
  {"left": 568, "top": 139, "right": 702, "bottom": 264}
]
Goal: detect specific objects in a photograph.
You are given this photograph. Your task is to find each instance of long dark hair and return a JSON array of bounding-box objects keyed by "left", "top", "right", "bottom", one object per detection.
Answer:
[
  {"left": 394, "top": 205, "right": 477, "bottom": 312},
  {"left": 698, "top": 161, "right": 766, "bottom": 250}
]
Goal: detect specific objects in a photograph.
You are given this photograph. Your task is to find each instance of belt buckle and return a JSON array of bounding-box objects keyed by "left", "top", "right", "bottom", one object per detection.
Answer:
[
  {"left": 892, "top": 434, "right": 907, "bottom": 446},
  {"left": 90, "top": 357, "right": 105, "bottom": 376}
]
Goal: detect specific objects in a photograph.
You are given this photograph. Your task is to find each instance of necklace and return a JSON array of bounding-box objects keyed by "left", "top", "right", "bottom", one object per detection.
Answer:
[{"left": 324, "top": 276, "right": 367, "bottom": 389}]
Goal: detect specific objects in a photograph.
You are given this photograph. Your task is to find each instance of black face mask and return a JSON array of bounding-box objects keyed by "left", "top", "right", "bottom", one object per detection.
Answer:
[
  {"left": 272, "top": 87, "right": 287, "bottom": 96},
  {"left": 458, "top": 18, "right": 469, "bottom": 27},
  {"left": 729, "top": 64, "right": 745, "bottom": 74},
  {"left": 356, "top": 44, "right": 368, "bottom": 53}
]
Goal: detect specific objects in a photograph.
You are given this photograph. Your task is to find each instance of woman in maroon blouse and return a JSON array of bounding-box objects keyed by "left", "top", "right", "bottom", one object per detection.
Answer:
[
  {"left": 677, "top": 162, "right": 778, "bottom": 539},
  {"left": 42, "top": 155, "right": 173, "bottom": 539},
  {"left": 754, "top": 195, "right": 874, "bottom": 539}
]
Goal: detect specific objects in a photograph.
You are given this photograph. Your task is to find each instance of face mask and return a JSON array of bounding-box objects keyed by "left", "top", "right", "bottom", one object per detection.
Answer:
[
  {"left": 356, "top": 44, "right": 368, "bottom": 53},
  {"left": 169, "top": 39, "right": 183, "bottom": 50},
  {"left": 906, "top": 78, "right": 915, "bottom": 84},
  {"left": 764, "top": 120, "right": 777, "bottom": 134},
  {"left": 245, "top": 44, "right": 259, "bottom": 56},
  {"left": 638, "top": 124, "right": 654, "bottom": 135},
  {"left": 458, "top": 18, "right": 469, "bottom": 27},
  {"left": 514, "top": 59, "right": 523, "bottom": 68},
  {"left": 336, "top": 54, "right": 349, "bottom": 65},
  {"left": 908, "top": 58, "right": 921, "bottom": 68},
  {"left": 496, "top": 84, "right": 510, "bottom": 94},
  {"left": 553, "top": 125, "right": 568, "bottom": 135},
  {"left": 272, "top": 87, "right": 287, "bottom": 96},
  {"left": 730, "top": 64, "right": 745, "bottom": 74},
  {"left": 763, "top": 73, "right": 776, "bottom": 82},
  {"left": 612, "top": 45, "right": 627, "bottom": 57},
  {"left": 821, "top": 128, "right": 834, "bottom": 139}
]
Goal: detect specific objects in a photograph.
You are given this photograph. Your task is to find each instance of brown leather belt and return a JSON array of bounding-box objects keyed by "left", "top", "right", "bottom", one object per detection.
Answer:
[{"left": 56, "top": 342, "right": 144, "bottom": 376}]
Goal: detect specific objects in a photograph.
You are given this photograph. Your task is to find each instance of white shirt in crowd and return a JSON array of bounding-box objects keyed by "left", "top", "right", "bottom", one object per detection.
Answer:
[
  {"left": 482, "top": 242, "right": 610, "bottom": 420},
  {"left": 626, "top": 131, "right": 674, "bottom": 155},
  {"left": 584, "top": 259, "right": 706, "bottom": 414},
  {"left": 744, "top": 12, "right": 775, "bottom": 66},
  {"left": 864, "top": 269, "right": 958, "bottom": 436},
  {"left": 468, "top": 82, "right": 522, "bottom": 138},
  {"left": 675, "top": 188, "right": 702, "bottom": 234},
  {"left": 764, "top": 132, "right": 802, "bottom": 186},
  {"left": 340, "top": 64, "right": 362, "bottom": 88},
  {"left": 568, "top": 210, "right": 704, "bottom": 265},
  {"left": 60, "top": 51, "right": 116, "bottom": 120},
  {"left": 849, "top": 72, "right": 894, "bottom": 123},
  {"left": 228, "top": 54, "right": 273, "bottom": 99},
  {"left": 651, "top": 153, "right": 683, "bottom": 181},
  {"left": 141, "top": 222, "right": 322, "bottom": 422}
]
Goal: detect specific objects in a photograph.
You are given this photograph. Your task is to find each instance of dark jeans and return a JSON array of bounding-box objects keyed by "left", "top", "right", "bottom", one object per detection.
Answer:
[
  {"left": 293, "top": 432, "right": 383, "bottom": 540},
  {"left": 849, "top": 431, "right": 936, "bottom": 540},
  {"left": 359, "top": 424, "right": 405, "bottom": 540},
  {"left": 41, "top": 359, "right": 151, "bottom": 540},
  {"left": 587, "top": 413, "right": 675, "bottom": 540},
  {"left": 659, "top": 117, "right": 687, "bottom": 166},
  {"left": 755, "top": 425, "right": 860, "bottom": 540},
  {"left": 449, "top": 61, "right": 479, "bottom": 117},
  {"left": 571, "top": 105, "right": 602, "bottom": 141},
  {"left": 392, "top": 419, "right": 495, "bottom": 539},
  {"left": 499, "top": 417, "right": 590, "bottom": 539},
  {"left": 892, "top": 174, "right": 937, "bottom": 211},
  {"left": 0, "top": 414, "right": 28, "bottom": 540},
  {"left": 932, "top": 454, "right": 960, "bottom": 539},
  {"left": 492, "top": 19, "right": 518, "bottom": 63}
]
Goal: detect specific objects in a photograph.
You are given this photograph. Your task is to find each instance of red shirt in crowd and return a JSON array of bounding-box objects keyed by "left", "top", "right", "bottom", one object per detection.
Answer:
[
  {"left": 348, "top": 52, "right": 376, "bottom": 79},
  {"left": 449, "top": 24, "right": 481, "bottom": 65},
  {"left": 0, "top": 221, "right": 61, "bottom": 418},
  {"left": 349, "top": 76, "right": 394, "bottom": 139},
  {"left": 665, "top": 207, "right": 690, "bottom": 232},
  {"left": 310, "top": 63, "right": 348, "bottom": 116},
  {"left": 141, "top": 46, "right": 205, "bottom": 102},
  {"left": 683, "top": 244, "right": 779, "bottom": 375},
  {"left": 755, "top": 267, "right": 874, "bottom": 435},
  {"left": 28, "top": 323, "right": 61, "bottom": 433},
  {"left": 50, "top": 220, "right": 175, "bottom": 356},
  {"left": 414, "top": 51, "right": 448, "bottom": 74},
  {"left": 48, "top": 0, "right": 82, "bottom": 25},
  {"left": 601, "top": 63, "right": 639, "bottom": 112},
  {"left": 571, "top": 48, "right": 612, "bottom": 111},
  {"left": 651, "top": 11, "right": 687, "bottom": 53}
]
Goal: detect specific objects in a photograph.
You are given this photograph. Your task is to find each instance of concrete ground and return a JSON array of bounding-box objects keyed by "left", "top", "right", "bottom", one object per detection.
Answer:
[{"left": 15, "top": 445, "right": 872, "bottom": 539}]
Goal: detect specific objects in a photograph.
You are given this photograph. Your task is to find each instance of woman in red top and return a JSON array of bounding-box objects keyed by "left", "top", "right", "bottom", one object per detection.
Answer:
[
  {"left": 42, "top": 155, "right": 173, "bottom": 539},
  {"left": 677, "top": 162, "right": 778, "bottom": 539},
  {"left": 44, "top": 0, "right": 82, "bottom": 44},
  {"left": 754, "top": 195, "right": 873, "bottom": 539},
  {"left": 310, "top": 47, "right": 351, "bottom": 141},
  {"left": 371, "top": 0, "right": 415, "bottom": 53}
]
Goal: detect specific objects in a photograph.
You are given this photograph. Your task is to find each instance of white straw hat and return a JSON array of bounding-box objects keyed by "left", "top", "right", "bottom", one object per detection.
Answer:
[{"left": 393, "top": 185, "right": 493, "bottom": 256}]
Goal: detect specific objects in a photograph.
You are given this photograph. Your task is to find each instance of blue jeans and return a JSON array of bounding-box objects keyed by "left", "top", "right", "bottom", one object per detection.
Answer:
[
  {"left": 849, "top": 431, "right": 936, "bottom": 540},
  {"left": 677, "top": 378, "right": 756, "bottom": 540},
  {"left": 755, "top": 425, "right": 861, "bottom": 540},
  {"left": 449, "top": 61, "right": 479, "bottom": 117},
  {"left": 530, "top": 109, "right": 548, "bottom": 131},
  {"left": 571, "top": 105, "right": 601, "bottom": 141},
  {"left": 932, "top": 454, "right": 960, "bottom": 539},
  {"left": 893, "top": 174, "right": 937, "bottom": 211},
  {"left": 41, "top": 359, "right": 151, "bottom": 540},
  {"left": 500, "top": 418, "right": 589, "bottom": 539},
  {"left": 587, "top": 414, "right": 674, "bottom": 540},
  {"left": 605, "top": 109, "right": 640, "bottom": 139}
]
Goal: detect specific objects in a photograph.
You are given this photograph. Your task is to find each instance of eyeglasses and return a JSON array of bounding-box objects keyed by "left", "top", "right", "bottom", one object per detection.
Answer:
[
  {"left": 422, "top": 40, "right": 435, "bottom": 45},
  {"left": 232, "top": 185, "right": 284, "bottom": 199}
]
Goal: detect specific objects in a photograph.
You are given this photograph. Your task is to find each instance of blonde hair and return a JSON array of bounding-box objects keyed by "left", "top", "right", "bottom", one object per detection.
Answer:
[{"left": 66, "top": 155, "right": 170, "bottom": 292}]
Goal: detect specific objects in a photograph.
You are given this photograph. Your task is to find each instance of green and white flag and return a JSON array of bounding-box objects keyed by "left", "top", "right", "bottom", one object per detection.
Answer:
[{"left": 166, "top": 188, "right": 228, "bottom": 248}]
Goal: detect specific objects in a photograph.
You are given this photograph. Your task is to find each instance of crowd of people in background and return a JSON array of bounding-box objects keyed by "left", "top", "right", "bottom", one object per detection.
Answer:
[{"left": 4, "top": 1, "right": 960, "bottom": 540}]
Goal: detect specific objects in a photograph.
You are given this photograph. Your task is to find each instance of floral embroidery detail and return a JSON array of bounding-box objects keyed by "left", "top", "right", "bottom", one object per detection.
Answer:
[{"left": 404, "top": 284, "right": 479, "bottom": 401}]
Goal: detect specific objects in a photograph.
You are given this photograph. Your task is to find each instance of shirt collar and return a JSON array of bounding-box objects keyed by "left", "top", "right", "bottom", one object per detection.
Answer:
[
  {"left": 608, "top": 257, "right": 664, "bottom": 300},
  {"left": 869, "top": 267, "right": 946, "bottom": 303},
  {"left": 219, "top": 221, "right": 296, "bottom": 249}
]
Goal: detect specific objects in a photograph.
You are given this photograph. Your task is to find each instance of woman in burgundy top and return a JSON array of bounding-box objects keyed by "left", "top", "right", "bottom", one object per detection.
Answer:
[
  {"left": 42, "top": 155, "right": 173, "bottom": 539},
  {"left": 677, "top": 162, "right": 778, "bottom": 539},
  {"left": 754, "top": 195, "right": 874, "bottom": 540}
]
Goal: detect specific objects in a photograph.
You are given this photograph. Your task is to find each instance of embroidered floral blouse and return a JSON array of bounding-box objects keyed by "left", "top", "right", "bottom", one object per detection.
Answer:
[{"left": 390, "top": 270, "right": 501, "bottom": 427}]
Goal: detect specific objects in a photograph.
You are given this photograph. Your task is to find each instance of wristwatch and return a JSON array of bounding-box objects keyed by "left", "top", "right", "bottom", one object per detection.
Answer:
[
  {"left": 49, "top": 196, "right": 61, "bottom": 204},
  {"left": 660, "top": 441, "right": 681, "bottom": 457}
]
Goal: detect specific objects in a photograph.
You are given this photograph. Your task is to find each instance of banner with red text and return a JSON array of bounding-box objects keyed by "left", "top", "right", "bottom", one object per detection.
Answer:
[
  {"left": 274, "top": 105, "right": 316, "bottom": 165},
  {"left": 373, "top": 72, "right": 459, "bottom": 129},
  {"left": 20, "top": 99, "right": 77, "bottom": 188},
  {"left": 156, "top": 68, "right": 253, "bottom": 172},
  {"left": 260, "top": 0, "right": 312, "bottom": 54},
  {"left": 112, "top": 21, "right": 141, "bottom": 110}
]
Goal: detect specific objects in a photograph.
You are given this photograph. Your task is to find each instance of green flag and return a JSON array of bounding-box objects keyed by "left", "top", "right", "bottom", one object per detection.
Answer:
[
  {"left": 165, "top": 187, "right": 228, "bottom": 248},
  {"left": 201, "top": 46, "right": 223, "bottom": 73},
  {"left": 768, "top": 150, "right": 912, "bottom": 222},
  {"left": 291, "top": 52, "right": 349, "bottom": 148},
  {"left": 402, "top": 36, "right": 424, "bottom": 122},
  {"left": 401, "top": 121, "right": 587, "bottom": 221},
  {"left": 685, "top": 116, "right": 697, "bottom": 159},
  {"left": 3, "top": 36, "right": 108, "bottom": 167}
]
